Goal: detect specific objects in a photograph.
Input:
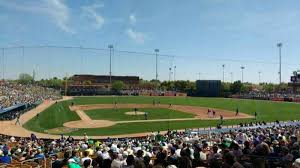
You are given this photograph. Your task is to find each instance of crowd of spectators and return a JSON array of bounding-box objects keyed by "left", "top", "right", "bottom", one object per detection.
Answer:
[
  {"left": 231, "top": 91, "right": 300, "bottom": 101},
  {"left": 0, "top": 105, "right": 37, "bottom": 121},
  {"left": 0, "top": 81, "right": 61, "bottom": 109},
  {"left": 120, "top": 90, "right": 178, "bottom": 97},
  {"left": 0, "top": 81, "right": 61, "bottom": 121},
  {"left": 1, "top": 123, "right": 300, "bottom": 167}
]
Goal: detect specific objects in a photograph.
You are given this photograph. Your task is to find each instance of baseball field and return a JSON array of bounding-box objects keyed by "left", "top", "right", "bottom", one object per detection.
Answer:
[{"left": 16, "top": 96, "right": 300, "bottom": 137}]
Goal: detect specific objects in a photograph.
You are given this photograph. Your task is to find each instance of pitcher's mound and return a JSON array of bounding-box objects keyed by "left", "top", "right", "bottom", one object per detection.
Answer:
[{"left": 125, "top": 111, "right": 145, "bottom": 115}]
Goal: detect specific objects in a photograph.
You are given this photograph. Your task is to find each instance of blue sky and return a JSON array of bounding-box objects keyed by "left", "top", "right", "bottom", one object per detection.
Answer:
[{"left": 0, "top": 0, "right": 300, "bottom": 83}]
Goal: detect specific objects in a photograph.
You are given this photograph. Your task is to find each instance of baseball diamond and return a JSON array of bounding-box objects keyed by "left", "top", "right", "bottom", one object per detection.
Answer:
[
  {"left": 2, "top": 2, "right": 300, "bottom": 167},
  {"left": 1, "top": 96, "right": 300, "bottom": 139}
]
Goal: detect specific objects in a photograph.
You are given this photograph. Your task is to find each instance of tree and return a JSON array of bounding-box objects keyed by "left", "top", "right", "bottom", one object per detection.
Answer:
[
  {"left": 276, "top": 83, "right": 288, "bottom": 92},
  {"left": 161, "top": 81, "right": 175, "bottom": 91},
  {"left": 262, "top": 83, "right": 275, "bottom": 93},
  {"left": 150, "top": 79, "right": 161, "bottom": 89},
  {"left": 35, "top": 77, "right": 64, "bottom": 88},
  {"left": 112, "top": 81, "right": 125, "bottom": 92},
  {"left": 221, "top": 82, "right": 231, "bottom": 97},
  {"left": 18, "top": 73, "right": 33, "bottom": 84},
  {"left": 230, "top": 81, "right": 243, "bottom": 94},
  {"left": 241, "top": 84, "right": 252, "bottom": 93}
]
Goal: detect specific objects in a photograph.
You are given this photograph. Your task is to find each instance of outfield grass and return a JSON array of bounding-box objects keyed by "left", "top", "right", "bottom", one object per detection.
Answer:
[
  {"left": 23, "top": 101, "right": 80, "bottom": 132},
  {"left": 85, "top": 108, "right": 195, "bottom": 121},
  {"left": 23, "top": 96, "right": 300, "bottom": 136}
]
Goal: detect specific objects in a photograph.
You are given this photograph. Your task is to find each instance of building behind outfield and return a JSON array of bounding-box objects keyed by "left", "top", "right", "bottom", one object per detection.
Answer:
[{"left": 67, "top": 74, "right": 139, "bottom": 95}]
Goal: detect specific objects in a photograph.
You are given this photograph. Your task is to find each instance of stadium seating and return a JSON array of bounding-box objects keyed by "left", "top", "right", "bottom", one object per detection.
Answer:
[{"left": 0, "top": 121, "right": 300, "bottom": 167}]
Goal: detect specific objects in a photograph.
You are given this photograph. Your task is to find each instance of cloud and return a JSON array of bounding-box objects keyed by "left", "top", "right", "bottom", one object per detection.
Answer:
[
  {"left": 129, "top": 14, "right": 136, "bottom": 25},
  {"left": 126, "top": 28, "right": 146, "bottom": 44},
  {"left": 44, "top": 0, "right": 74, "bottom": 33},
  {"left": 0, "top": 0, "right": 74, "bottom": 33},
  {"left": 81, "top": 2, "right": 105, "bottom": 29}
]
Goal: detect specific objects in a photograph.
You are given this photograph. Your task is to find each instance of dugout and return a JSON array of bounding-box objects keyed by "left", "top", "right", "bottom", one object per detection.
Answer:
[{"left": 196, "top": 80, "right": 221, "bottom": 97}]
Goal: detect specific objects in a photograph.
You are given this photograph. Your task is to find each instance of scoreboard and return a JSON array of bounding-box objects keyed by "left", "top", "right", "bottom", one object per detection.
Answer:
[
  {"left": 196, "top": 80, "right": 221, "bottom": 97},
  {"left": 291, "top": 71, "right": 300, "bottom": 83},
  {"left": 288, "top": 70, "right": 300, "bottom": 89}
]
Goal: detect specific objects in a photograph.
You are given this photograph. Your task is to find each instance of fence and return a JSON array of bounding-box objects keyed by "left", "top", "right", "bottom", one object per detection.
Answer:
[{"left": 1, "top": 45, "right": 297, "bottom": 83}]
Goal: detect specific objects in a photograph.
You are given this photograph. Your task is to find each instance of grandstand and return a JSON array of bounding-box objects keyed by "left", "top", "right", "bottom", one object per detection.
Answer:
[{"left": 66, "top": 74, "right": 140, "bottom": 95}]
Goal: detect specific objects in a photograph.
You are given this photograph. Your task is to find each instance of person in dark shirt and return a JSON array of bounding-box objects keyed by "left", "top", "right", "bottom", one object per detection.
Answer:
[
  {"left": 67, "top": 136, "right": 74, "bottom": 143},
  {"left": 220, "top": 115, "right": 224, "bottom": 125},
  {"left": 242, "top": 141, "right": 252, "bottom": 155},
  {"left": 134, "top": 108, "right": 137, "bottom": 116},
  {"left": 31, "top": 133, "right": 37, "bottom": 141},
  {"left": 236, "top": 108, "right": 239, "bottom": 116}
]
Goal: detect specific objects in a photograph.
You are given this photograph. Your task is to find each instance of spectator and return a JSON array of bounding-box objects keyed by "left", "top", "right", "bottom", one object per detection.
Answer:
[
  {"left": 1, "top": 121, "right": 300, "bottom": 167},
  {"left": 0, "top": 150, "right": 11, "bottom": 164},
  {"left": 81, "top": 151, "right": 92, "bottom": 165},
  {"left": 0, "top": 81, "right": 61, "bottom": 121},
  {"left": 222, "top": 152, "right": 244, "bottom": 168},
  {"left": 34, "top": 148, "right": 45, "bottom": 160},
  {"left": 68, "top": 158, "right": 81, "bottom": 168},
  {"left": 83, "top": 159, "right": 92, "bottom": 168},
  {"left": 122, "top": 155, "right": 134, "bottom": 168}
]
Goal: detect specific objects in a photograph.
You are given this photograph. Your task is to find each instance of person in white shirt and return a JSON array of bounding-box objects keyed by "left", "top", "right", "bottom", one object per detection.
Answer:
[
  {"left": 84, "top": 133, "right": 89, "bottom": 142},
  {"left": 81, "top": 151, "right": 92, "bottom": 165},
  {"left": 10, "top": 136, "right": 15, "bottom": 142},
  {"left": 111, "top": 153, "right": 123, "bottom": 168}
]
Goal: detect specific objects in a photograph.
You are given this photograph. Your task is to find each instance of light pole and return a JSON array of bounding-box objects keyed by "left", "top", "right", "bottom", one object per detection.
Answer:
[
  {"left": 108, "top": 44, "right": 113, "bottom": 84},
  {"left": 1, "top": 48, "right": 4, "bottom": 80},
  {"left": 80, "top": 46, "right": 83, "bottom": 73},
  {"left": 64, "top": 73, "right": 68, "bottom": 96},
  {"left": 222, "top": 64, "right": 225, "bottom": 82},
  {"left": 169, "top": 67, "right": 172, "bottom": 81},
  {"left": 230, "top": 72, "right": 233, "bottom": 83},
  {"left": 22, "top": 46, "right": 24, "bottom": 74},
  {"left": 154, "top": 49, "right": 159, "bottom": 81},
  {"left": 258, "top": 71, "right": 262, "bottom": 84},
  {"left": 277, "top": 43, "right": 282, "bottom": 85},
  {"left": 241, "top": 66, "right": 245, "bottom": 83},
  {"left": 173, "top": 65, "right": 176, "bottom": 81},
  {"left": 197, "top": 73, "right": 201, "bottom": 80}
]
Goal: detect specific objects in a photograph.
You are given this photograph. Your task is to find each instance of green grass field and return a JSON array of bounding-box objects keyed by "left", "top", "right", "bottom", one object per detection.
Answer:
[
  {"left": 85, "top": 108, "right": 195, "bottom": 121},
  {"left": 23, "top": 101, "right": 80, "bottom": 133},
  {"left": 23, "top": 96, "right": 300, "bottom": 136}
]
